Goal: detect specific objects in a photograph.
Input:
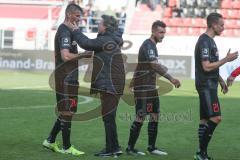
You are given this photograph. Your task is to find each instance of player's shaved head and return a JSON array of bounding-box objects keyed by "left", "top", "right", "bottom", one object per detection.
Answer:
[
  {"left": 65, "top": 3, "right": 83, "bottom": 16},
  {"left": 207, "top": 13, "right": 223, "bottom": 28},
  {"left": 151, "top": 20, "right": 166, "bottom": 43},
  {"left": 64, "top": 3, "right": 83, "bottom": 24},
  {"left": 152, "top": 20, "right": 166, "bottom": 31}
]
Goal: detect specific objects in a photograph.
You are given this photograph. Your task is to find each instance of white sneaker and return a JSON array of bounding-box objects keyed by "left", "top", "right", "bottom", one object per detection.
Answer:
[
  {"left": 126, "top": 147, "right": 146, "bottom": 156},
  {"left": 148, "top": 148, "right": 168, "bottom": 156}
]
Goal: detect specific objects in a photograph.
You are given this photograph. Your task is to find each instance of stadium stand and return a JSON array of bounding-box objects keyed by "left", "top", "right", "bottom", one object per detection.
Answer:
[
  {"left": 128, "top": 0, "right": 240, "bottom": 36},
  {"left": 0, "top": 0, "right": 238, "bottom": 50},
  {"left": 0, "top": 4, "right": 61, "bottom": 19}
]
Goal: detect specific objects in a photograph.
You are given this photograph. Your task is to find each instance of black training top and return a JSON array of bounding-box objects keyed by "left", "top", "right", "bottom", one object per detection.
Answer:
[
  {"left": 132, "top": 39, "right": 158, "bottom": 95},
  {"left": 72, "top": 29, "right": 125, "bottom": 95},
  {"left": 54, "top": 23, "right": 79, "bottom": 83},
  {"left": 195, "top": 33, "right": 219, "bottom": 89}
]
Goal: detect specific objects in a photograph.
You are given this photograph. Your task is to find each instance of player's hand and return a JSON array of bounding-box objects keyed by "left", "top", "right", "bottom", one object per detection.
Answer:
[
  {"left": 225, "top": 49, "right": 238, "bottom": 62},
  {"left": 65, "top": 21, "right": 79, "bottom": 31},
  {"left": 170, "top": 78, "right": 181, "bottom": 88},
  {"left": 220, "top": 81, "right": 228, "bottom": 94},
  {"left": 227, "top": 75, "right": 235, "bottom": 87},
  {"left": 79, "top": 53, "right": 92, "bottom": 58},
  {"left": 82, "top": 51, "right": 94, "bottom": 58},
  {"left": 84, "top": 51, "right": 93, "bottom": 54},
  {"left": 129, "top": 80, "right": 134, "bottom": 92},
  {"left": 77, "top": 51, "right": 93, "bottom": 59}
]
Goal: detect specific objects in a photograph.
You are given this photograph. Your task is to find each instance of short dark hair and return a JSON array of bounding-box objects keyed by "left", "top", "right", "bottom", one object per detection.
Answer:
[
  {"left": 101, "top": 15, "right": 118, "bottom": 32},
  {"left": 65, "top": 3, "right": 83, "bottom": 16},
  {"left": 152, "top": 20, "right": 166, "bottom": 31},
  {"left": 207, "top": 13, "right": 223, "bottom": 28}
]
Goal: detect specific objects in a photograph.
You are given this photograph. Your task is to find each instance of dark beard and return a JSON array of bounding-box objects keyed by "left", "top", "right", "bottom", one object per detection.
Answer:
[
  {"left": 154, "top": 36, "right": 159, "bottom": 43},
  {"left": 214, "top": 30, "right": 221, "bottom": 36}
]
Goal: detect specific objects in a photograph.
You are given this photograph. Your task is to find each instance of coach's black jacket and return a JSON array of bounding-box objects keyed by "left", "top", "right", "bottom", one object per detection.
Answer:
[{"left": 73, "top": 29, "right": 125, "bottom": 95}]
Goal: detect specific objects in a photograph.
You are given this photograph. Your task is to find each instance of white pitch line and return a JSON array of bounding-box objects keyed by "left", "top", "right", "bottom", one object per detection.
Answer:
[
  {"left": 0, "top": 105, "right": 53, "bottom": 110},
  {"left": 0, "top": 96, "right": 93, "bottom": 110},
  {"left": 5, "top": 85, "right": 50, "bottom": 90},
  {"left": 79, "top": 96, "right": 93, "bottom": 104}
]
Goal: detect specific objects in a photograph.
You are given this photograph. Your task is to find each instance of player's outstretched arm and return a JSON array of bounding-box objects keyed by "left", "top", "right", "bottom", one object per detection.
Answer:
[
  {"left": 61, "top": 49, "right": 92, "bottom": 62},
  {"left": 65, "top": 21, "right": 103, "bottom": 51},
  {"left": 202, "top": 49, "right": 238, "bottom": 72}
]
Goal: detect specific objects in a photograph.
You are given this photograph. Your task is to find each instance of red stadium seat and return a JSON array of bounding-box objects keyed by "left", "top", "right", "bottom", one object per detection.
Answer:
[
  {"left": 156, "top": 5, "right": 162, "bottom": 12},
  {"left": 168, "top": 0, "right": 177, "bottom": 7},
  {"left": 139, "top": 4, "right": 151, "bottom": 11},
  {"left": 0, "top": 5, "right": 61, "bottom": 19},
  {"left": 233, "top": 29, "right": 240, "bottom": 36},
  {"left": 189, "top": 28, "right": 201, "bottom": 36},
  {"left": 162, "top": 18, "right": 171, "bottom": 26},
  {"left": 164, "top": 7, "right": 172, "bottom": 18},
  {"left": 192, "top": 18, "right": 206, "bottom": 28},
  {"left": 225, "top": 20, "right": 237, "bottom": 29},
  {"left": 220, "top": 9, "right": 229, "bottom": 19},
  {"left": 152, "top": 12, "right": 162, "bottom": 20},
  {"left": 232, "top": 0, "right": 240, "bottom": 9},
  {"left": 223, "top": 29, "right": 235, "bottom": 37},
  {"left": 128, "top": 2, "right": 240, "bottom": 35},
  {"left": 169, "top": 18, "right": 184, "bottom": 27},
  {"left": 200, "top": 28, "right": 205, "bottom": 34},
  {"left": 167, "top": 27, "right": 178, "bottom": 35},
  {"left": 178, "top": 27, "right": 189, "bottom": 35},
  {"left": 236, "top": 20, "right": 240, "bottom": 28},
  {"left": 228, "top": 9, "right": 240, "bottom": 19},
  {"left": 182, "top": 18, "right": 193, "bottom": 27},
  {"left": 221, "top": 0, "right": 233, "bottom": 9}
]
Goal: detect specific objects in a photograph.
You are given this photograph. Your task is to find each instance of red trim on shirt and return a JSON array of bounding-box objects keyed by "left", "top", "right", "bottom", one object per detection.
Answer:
[{"left": 231, "top": 67, "right": 240, "bottom": 78}]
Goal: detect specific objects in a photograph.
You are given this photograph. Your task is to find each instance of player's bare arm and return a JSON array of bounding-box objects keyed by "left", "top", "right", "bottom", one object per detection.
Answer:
[
  {"left": 60, "top": 49, "right": 92, "bottom": 61},
  {"left": 150, "top": 60, "right": 181, "bottom": 88},
  {"left": 202, "top": 49, "right": 238, "bottom": 72},
  {"left": 219, "top": 75, "right": 228, "bottom": 94},
  {"left": 227, "top": 75, "right": 235, "bottom": 87}
]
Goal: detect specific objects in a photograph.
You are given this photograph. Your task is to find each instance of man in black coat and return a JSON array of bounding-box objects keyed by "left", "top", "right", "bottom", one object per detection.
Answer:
[{"left": 66, "top": 15, "right": 125, "bottom": 157}]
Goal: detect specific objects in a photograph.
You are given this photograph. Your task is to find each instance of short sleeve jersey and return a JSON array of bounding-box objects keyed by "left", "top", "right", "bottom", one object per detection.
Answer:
[
  {"left": 133, "top": 39, "right": 158, "bottom": 91},
  {"left": 54, "top": 24, "right": 78, "bottom": 83},
  {"left": 195, "top": 33, "right": 219, "bottom": 88}
]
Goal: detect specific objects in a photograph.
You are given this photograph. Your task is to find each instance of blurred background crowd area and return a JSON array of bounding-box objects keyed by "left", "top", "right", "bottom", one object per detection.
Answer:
[{"left": 0, "top": 0, "right": 239, "bottom": 50}]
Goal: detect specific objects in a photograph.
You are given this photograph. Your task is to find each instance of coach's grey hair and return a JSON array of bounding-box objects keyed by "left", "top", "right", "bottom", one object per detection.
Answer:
[{"left": 101, "top": 15, "right": 118, "bottom": 33}]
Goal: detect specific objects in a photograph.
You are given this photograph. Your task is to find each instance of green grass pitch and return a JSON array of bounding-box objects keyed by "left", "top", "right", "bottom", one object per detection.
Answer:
[{"left": 0, "top": 71, "right": 239, "bottom": 160}]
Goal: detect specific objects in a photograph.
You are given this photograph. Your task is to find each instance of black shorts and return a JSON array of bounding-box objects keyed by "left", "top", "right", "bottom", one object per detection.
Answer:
[
  {"left": 197, "top": 88, "right": 221, "bottom": 119},
  {"left": 56, "top": 81, "right": 79, "bottom": 113},
  {"left": 135, "top": 97, "right": 160, "bottom": 117}
]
